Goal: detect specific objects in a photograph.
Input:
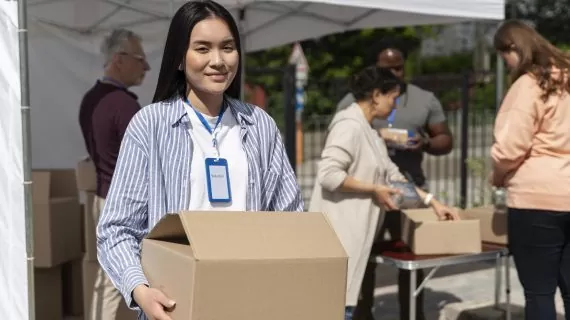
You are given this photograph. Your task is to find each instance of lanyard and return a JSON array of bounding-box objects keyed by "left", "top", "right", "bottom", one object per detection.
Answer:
[
  {"left": 387, "top": 97, "right": 399, "bottom": 128},
  {"left": 185, "top": 98, "right": 226, "bottom": 158}
]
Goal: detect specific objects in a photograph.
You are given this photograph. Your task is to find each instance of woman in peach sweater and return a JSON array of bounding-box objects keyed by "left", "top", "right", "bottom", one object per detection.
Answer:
[{"left": 491, "top": 20, "right": 570, "bottom": 319}]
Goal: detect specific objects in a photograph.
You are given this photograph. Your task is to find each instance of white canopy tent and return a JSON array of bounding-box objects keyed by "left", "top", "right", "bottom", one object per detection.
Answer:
[{"left": 1, "top": 0, "right": 504, "bottom": 319}]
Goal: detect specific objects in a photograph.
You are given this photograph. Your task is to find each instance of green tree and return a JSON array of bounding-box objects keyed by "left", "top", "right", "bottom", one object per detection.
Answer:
[
  {"left": 508, "top": 0, "right": 570, "bottom": 45},
  {"left": 245, "top": 27, "right": 430, "bottom": 129}
]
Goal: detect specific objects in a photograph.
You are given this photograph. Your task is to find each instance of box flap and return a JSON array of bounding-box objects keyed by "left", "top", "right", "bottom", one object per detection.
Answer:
[
  {"left": 147, "top": 214, "right": 188, "bottom": 240},
  {"left": 177, "top": 211, "right": 347, "bottom": 260},
  {"left": 32, "top": 169, "right": 78, "bottom": 203}
]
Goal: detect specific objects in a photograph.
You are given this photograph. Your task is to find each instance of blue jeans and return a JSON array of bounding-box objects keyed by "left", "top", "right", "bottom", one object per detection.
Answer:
[
  {"left": 345, "top": 307, "right": 355, "bottom": 320},
  {"left": 508, "top": 208, "right": 570, "bottom": 319}
]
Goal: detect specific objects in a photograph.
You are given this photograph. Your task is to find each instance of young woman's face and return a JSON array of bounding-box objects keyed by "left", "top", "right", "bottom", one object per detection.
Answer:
[
  {"left": 372, "top": 87, "right": 400, "bottom": 119},
  {"left": 184, "top": 17, "right": 239, "bottom": 96},
  {"left": 500, "top": 50, "right": 520, "bottom": 70}
]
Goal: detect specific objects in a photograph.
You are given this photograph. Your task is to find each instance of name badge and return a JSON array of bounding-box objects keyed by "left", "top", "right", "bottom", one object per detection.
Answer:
[{"left": 205, "top": 158, "right": 232, "bottom": 203}]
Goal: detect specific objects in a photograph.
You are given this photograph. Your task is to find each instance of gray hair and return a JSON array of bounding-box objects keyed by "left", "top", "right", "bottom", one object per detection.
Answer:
[{"left": 100, "top": 29, "right": 141, "bottom": 64}]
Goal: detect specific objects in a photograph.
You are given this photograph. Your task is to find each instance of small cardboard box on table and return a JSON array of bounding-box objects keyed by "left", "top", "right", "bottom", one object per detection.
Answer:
[
  {"left": 141, "top": 211, "right": 348, "bottom": 320},
  {"left": 401, "top": 208, "right": 482, "bottom": 255},
  {"left": 462, "top": 205, "right": 508, "bottom": 245}
]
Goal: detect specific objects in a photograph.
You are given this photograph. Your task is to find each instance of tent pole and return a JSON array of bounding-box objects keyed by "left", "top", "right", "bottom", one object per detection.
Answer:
[{"left": 17, "top": 0, "right": 36, "bottom": 319}]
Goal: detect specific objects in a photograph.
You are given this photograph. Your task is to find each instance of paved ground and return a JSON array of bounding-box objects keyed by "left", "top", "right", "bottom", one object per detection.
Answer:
[{"left": 371, "top": 257, "right": 566, "bottom": 319}]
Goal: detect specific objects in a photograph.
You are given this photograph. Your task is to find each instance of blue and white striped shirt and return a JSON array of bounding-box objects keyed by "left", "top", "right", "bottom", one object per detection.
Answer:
[{"left": 96, "top": 96, "right": 304, "bottom": 316}]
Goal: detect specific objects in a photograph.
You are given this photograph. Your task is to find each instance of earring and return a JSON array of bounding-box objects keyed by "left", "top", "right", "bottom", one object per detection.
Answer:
[{"left": 178, "top": 64, "right": 183, "bottom": 71}]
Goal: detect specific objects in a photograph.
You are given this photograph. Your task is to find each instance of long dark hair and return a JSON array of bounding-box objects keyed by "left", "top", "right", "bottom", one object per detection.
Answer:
[
  {"left": 152, "top": 0, "right": 242, "bottom": 103},
  {"left": 494, "top": 19, "right": 570, "bottom": 101},
  {"left": 349, "top": 66, "right": 402, "bottom": 101}
]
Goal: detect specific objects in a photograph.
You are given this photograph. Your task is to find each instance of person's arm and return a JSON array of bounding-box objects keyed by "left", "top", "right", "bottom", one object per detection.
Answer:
[
  {"left": 317, "top": 120, "right": 360, "bottom": 192},
  {"left": 414, "top": 186, "right": 460, "bottom": 220},
  {"left": 114, "top": 94, "right": 141, "bottom": 141},
  {"left": 317, "top": 121, "right": 400, "bottom": 209},
  {"left": 265, "top": 120, "right": 304, "bottom": 212},
  {"left": 491, "top": 75, "right": 539, "bottom": 186},
  {"left": 96, "top": 110, "right": 150, "bottom": 310},
  {"left": 409, "top": 94, "right": 453, "bottom": 155}
]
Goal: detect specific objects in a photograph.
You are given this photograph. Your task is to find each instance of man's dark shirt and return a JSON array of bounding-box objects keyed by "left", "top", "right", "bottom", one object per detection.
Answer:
[{"left": 79, "top": 80, "right": 140, "bottom": 198}]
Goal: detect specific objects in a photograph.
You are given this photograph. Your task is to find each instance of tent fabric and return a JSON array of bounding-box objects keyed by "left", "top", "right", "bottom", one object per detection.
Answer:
[
  {"left": 23, "top": 0, "right": 505, "bottom": 169},
  {"left": 29, "top": 0, "right": 505, "bottom": 52},
  {"left": 0, "top": 3, "right": 28, "bottom": 320},
  {"left": 1, "top": 1, "right": 504, "bottom": 319}
]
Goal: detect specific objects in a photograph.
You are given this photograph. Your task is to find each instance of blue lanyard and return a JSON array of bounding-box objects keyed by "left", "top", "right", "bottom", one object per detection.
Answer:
[
  {"left": 387, "top": 97, "right": 399, "bottom": 127},
  {"left": 186, "top": 99, "right": 226, "bottom": 135}
]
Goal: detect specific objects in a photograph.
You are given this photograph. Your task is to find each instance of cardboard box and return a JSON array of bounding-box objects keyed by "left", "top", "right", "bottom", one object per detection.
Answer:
[
  {"left": 62, "top": 259, "right": 83, "bottom": 316},
  {"left": 35, "top": 266, "right": 63, "bottom": 320},
  {"left": 76, "top": 157, "right": 97, "bottom": 192},
  {"left": 463, "top": 206, "right": 507, "bottom": 245},
  {"left": 141, "top": 211, "right": 348, "bottom": 320},
  {"left": 401, "top": 208, "right": 482, "bottom": 255},
  {"left": 82, "top": 259, "right": 138, "bottom": 320},
  {"left": 83, "top": 192, "right": 98, "bottom": 261},
  {"left": 32, "top": 170, "right": 82, "bottom": 267}
]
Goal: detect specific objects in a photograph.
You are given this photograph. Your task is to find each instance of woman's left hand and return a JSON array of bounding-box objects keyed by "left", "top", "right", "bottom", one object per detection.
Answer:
[{"left": 431, "top": 201, "right": 461, "bottom": 221}]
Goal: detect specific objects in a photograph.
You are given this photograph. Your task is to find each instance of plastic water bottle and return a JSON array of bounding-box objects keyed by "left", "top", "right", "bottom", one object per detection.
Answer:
[{"left": 492, "top": 187, "right": 507, "bottom": 213}]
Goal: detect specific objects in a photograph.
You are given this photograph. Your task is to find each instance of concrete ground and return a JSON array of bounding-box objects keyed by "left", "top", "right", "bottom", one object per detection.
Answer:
[
  {"left": 370, "top": 257, "right": 566, "bottom": 319},
  {"left": 65, "top": 259, "right": 566, "bottom": 320}
]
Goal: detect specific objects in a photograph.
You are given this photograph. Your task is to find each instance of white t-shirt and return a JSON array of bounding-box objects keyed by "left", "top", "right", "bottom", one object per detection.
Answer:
[{"left": 184, "top": 103, "right": 249, "bottom": 211}]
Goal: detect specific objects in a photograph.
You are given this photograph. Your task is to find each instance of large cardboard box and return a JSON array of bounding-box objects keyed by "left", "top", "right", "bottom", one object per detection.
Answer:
[
  {"left": 76, "top": 157, "right": 97, "bottom": 192},
  {"left": 141, "top": 211, "right": 348, "bottom": 320},
  {"left": 82, "top": 259, "right": 138, "bottom": 320},
  {"left": 35, "top": 266, "right": 63, "bottom": 320},
  {"left": 401, "top": 208, "right": 482, "bottom": 255},
  {"left": 32, "top": 169, "right": 82, "bottom": 267},
  {"left": 463, "top": 206, "right": 508, "bottom": 245}
]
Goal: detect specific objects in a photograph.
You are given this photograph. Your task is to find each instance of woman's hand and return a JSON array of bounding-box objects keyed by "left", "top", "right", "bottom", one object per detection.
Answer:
[
  {"left": 430, "top": 200, "right": 461, "bottom": 221},
  {"left": 372, "top": 185, "right": 401, "bottom": 210},
  {"left": 133, "top": 284, "right": 176, "bottom": 320}
]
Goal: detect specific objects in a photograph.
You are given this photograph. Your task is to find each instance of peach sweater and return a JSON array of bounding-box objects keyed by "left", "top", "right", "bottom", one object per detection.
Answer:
[{"left": 492, "top": 73, "right": 570, "bottom": 211}]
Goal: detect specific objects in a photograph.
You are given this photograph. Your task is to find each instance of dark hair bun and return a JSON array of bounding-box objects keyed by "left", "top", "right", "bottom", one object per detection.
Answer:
[{"left": 349, "top": 66, "right": 401, "bottom": 101}]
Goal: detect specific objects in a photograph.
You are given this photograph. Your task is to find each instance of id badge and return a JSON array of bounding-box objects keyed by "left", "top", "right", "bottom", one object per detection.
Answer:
[{"left": 205, "top": 158, "right": 232, "bottom": 203}]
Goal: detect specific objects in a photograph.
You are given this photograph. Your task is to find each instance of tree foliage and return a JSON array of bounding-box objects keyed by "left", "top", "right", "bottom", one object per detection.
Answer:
[
  {"left": 245, "top": 27, "right": 430, "bottom": 127},
  {"left": 508, "top": 0, "right": 570, "bottom": 45}
]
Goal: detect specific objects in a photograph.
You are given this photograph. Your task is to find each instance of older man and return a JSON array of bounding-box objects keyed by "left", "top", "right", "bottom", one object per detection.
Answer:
[{"left": 78, "top": 28, "right": 150, "bottom": 320}]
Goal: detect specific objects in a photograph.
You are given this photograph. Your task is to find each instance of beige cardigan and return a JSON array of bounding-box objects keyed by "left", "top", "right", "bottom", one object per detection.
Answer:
[{"left": 309, "top": 103, "right": 405, "bottom": 306}]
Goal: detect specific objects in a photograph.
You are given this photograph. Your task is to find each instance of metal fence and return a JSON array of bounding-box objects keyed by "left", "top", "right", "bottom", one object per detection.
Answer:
[{"left": 295, "top": 71, "right": 498, "bottom": 210}]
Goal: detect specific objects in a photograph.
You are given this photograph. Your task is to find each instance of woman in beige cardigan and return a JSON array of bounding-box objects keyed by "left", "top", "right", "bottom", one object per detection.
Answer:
[{"left": 309, "top": 66, "right": 458, "bottom": 320}]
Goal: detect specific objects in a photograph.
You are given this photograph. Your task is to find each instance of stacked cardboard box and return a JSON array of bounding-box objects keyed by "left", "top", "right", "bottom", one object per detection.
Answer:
[
  {"left": 75, "top": 157, "right": 137, "bottom": 319},
  {"left": 32, "top": 169, "right": 82, "bottom": 319}
]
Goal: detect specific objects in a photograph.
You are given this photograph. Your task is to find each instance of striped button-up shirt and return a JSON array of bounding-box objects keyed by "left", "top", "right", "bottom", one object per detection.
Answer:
[{"left": 96, "top": 96, "right": 304, "bottom": 317}]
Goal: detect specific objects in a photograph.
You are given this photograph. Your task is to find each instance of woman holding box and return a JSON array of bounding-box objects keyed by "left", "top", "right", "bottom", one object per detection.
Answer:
[
  {"left": 309, "top": 65, "right": 458, "bottom": 320},
  {"left": 491, "top": 20, "right": 570, "bottom": 320},
  {"left": 96, "top": 1, "right": 303, "bottom": 319}
]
